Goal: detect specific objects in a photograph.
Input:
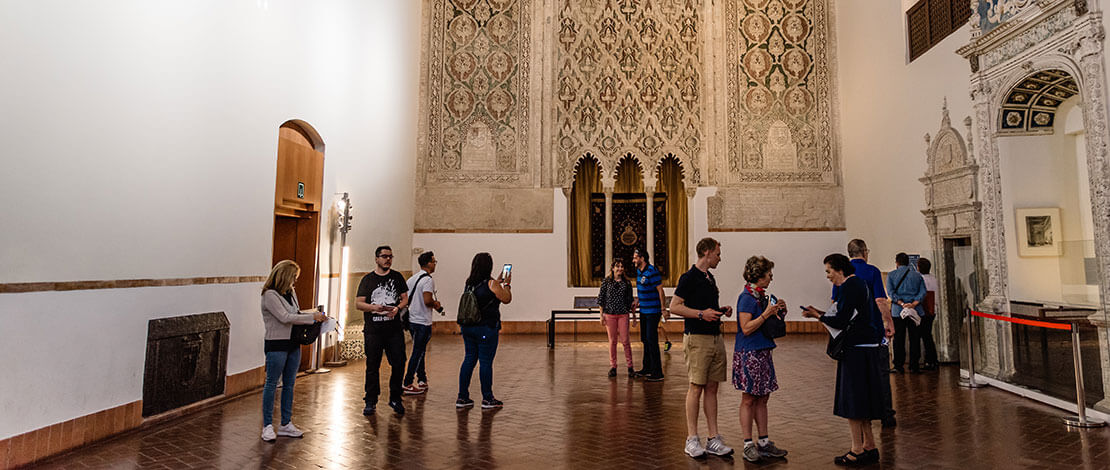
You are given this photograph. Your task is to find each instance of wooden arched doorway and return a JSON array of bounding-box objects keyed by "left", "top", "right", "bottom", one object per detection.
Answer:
[{"left": 272, "top": 120, "right": 324, "bottom": 370}]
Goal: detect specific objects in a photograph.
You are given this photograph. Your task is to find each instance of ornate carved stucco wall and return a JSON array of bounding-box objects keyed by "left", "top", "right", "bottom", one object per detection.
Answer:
[
  {"left": 416, "top": 0, "right": 843, "bottom": 232},
  {"left": 553, "top": 0, "right": 704, "bottom": 188},
  {"left": 417, "top": 0, "right": 552, "bottom": 232},
  {"left": 711, "top": 0, "right": 844, "bottom": 230}
]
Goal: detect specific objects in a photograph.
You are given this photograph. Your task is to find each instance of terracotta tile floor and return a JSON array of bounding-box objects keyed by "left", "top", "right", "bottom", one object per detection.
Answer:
[{"left": 37, "top": 334, "right": 1110, "bottom": 469}]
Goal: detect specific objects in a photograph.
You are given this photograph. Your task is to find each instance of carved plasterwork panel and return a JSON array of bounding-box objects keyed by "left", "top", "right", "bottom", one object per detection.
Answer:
[
  {"left": 725, "top": 0, "right": 837, "bottom": 184},
  {"left": 553, "top": 0, "right": 704, "bottom": 187},
  {"left": 425, "top": 0, "right": 532, "bottom": 186},
  {"left": 707, "top": 186, "right": 844, "bottom": 231},
  {"left": 414, "top": 187, "right": 553, "bottom": 232}
]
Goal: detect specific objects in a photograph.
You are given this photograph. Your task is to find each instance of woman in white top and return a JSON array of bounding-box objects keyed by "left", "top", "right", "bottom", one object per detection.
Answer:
[{"left": 259, "top": 260, "right": 326, "bottom": 442}]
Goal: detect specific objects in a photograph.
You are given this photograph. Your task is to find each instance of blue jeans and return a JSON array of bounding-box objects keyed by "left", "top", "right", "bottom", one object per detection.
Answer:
[
  {"left": 458, "top": 325, "right": 499, "bottom": 401},
  {"left": 262, "top": 348, "right": 301, "bottom": 427},
  {"left": 404, "top": 323, "right": 432, "bottom": 386}
]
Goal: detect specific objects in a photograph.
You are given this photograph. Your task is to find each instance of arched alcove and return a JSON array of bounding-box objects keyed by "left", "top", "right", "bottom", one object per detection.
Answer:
[
  {"left": 569, "top": 154, "right": 602, "bottom": 286},
  {"left": 273, "top": 120, "right": 325, "bottom": 371}
]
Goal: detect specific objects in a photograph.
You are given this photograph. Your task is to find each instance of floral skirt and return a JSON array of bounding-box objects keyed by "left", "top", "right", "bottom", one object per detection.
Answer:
[{"left": 732, "top": 349, "right": 778, "bottom": 396}]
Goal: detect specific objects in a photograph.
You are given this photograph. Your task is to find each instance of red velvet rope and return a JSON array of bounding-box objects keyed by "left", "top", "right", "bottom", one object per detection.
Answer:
[{"left": 970, "top": 310, "right": 1073, "bottom": 331}]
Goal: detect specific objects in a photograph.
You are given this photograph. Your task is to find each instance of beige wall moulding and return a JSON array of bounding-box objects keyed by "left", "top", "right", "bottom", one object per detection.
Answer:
[
  {"left": 413, "top": 187, "right": 553, "bottom": 233},
  {"left": 0, "top": 276, "right": 267, "bottom": 294}
]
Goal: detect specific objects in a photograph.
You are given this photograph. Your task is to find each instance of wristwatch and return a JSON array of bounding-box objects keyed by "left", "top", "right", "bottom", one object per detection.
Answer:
[{"left": 697, "top": 311, "right": 704, "bottom": 320}]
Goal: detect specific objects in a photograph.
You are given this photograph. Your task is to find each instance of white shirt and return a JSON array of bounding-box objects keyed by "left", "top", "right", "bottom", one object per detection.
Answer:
[
  {"left": 921, "top": 273, "right": 939, "bottom": 293},
  {"left": 405, "top": 270, "right": 436, "bottom": 326}
]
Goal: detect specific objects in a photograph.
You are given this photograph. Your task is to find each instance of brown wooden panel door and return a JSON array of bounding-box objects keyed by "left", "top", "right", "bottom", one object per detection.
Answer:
[{"left": 272, "top": 122, "right": 325, "bottom": 371}]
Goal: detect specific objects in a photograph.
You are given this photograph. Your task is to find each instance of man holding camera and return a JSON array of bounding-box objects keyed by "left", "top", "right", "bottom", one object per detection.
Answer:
[
  {"left": 356, "top": 245, "right": 409, "bottom": 416},
  {"left": 402, "top": 251, "right": 442, "bottom": 395}
]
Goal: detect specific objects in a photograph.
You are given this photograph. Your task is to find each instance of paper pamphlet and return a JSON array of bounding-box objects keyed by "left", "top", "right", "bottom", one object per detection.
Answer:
[
  {"left": 820, "top": 304, "right": 859, "bottom": 338},
  {"left": 321, "top": 316, "right": 338, "bottom": 334}
]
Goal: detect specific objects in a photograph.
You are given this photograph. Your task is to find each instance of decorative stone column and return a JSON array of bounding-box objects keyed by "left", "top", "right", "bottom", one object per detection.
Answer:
[
  {"left": 604, "top": 185, "right": 614, "bottom": 273},
  {"left": 1074, "top": 13, "right": 1110, "bottom": 412},
  {"left": 644, "top": 175, "right": 657, "bottom": 260},
  {"left": 967, "top": 74, "right": 1015, "bottom": 378}
]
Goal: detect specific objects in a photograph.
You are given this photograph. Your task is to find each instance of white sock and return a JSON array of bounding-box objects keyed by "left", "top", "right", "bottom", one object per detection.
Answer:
[{"left": 758, "top": 437, "right": 770, "bottom": 446}]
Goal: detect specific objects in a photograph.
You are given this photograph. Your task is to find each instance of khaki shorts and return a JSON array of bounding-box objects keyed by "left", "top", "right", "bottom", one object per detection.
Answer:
[{"left": 684, "top": 333, "right": 727, "bottom": 385}]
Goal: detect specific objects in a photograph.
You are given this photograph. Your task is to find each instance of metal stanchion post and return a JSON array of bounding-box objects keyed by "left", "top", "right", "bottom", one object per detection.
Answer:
[
  {"left": 1062, "top": 323, "right": 1105, "bottom": 428},
  {"left": 958, "top": 309, "right": 985, "bottom": 388}
]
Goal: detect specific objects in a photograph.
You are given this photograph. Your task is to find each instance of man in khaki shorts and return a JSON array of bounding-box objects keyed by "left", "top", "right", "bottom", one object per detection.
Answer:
[{"left": 670, "top": 237, "right": 734, "bottom": 458}]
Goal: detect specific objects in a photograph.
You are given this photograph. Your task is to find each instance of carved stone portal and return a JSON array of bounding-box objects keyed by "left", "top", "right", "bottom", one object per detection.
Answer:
[
  {"left": 920, "top": 101, "right": 979, "bottom": 364},
  {"left": 957, "top": 0, "right": 1110, "bottom": 409}
]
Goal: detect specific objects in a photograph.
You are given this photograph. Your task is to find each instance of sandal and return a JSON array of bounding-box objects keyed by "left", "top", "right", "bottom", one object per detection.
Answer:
[{"left": 833, "top": 451, "right": 865, "bottom": 466}]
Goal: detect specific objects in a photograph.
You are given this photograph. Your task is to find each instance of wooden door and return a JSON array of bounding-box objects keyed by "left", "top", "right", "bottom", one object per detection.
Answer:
[{"left": 272, "top": 122, "right": 324, "bottom": 371}]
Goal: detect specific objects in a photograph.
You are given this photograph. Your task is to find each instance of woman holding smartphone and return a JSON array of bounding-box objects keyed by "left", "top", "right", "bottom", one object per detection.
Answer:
[
  {"left": 733, "top": 256, "right": 788, "bottom": 462},
  {"left": 259, "top": 260, "right": 326, "bottom": 442},
  {"left": 456, "top": 252, "right": 512, "bottom": 410}
]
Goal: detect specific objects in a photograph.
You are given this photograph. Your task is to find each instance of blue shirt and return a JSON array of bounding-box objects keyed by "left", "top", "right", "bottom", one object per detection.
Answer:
[
  {"left": 735, "top": 291, "right": 776, "bottom": 352},
  {"left": 636, "top": 264, "right": 663, "bottom": 314},
  {"left": 832, "top": 259, "right": 886, "bottom": 339},
  {"left": 887, "top": 265, "right": 927, "bottom": 318}
]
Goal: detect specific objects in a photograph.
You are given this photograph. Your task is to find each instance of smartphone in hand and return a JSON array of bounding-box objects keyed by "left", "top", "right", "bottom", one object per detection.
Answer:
[{"left": 502, "top": 264, "right": 512, "bottom": 279}]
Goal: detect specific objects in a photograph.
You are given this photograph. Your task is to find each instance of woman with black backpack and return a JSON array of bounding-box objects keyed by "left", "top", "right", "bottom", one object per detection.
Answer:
[{"left": 456, "top": 252, "right": 512, "bottom": 410}]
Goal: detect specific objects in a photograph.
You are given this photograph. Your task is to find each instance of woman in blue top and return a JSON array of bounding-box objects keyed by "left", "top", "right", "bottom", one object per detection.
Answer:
[{"left": 732, "top": 256, "right": 788, "bottom": 462}]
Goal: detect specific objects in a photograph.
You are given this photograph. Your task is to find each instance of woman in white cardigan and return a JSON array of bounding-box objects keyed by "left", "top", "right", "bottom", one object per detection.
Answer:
[{"left": 260, "top": 260, "right": 326, "bottom": 442}]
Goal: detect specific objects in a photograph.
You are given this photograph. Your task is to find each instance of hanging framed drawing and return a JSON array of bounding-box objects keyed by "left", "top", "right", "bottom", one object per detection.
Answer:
[{"left": 1015, "top": 207, "right": 1062, "bottom": 257}]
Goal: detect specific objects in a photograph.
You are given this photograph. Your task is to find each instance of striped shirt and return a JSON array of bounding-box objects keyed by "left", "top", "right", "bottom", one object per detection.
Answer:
[{"left": 636, "top": 264, "right": 663, "bottom": 314}]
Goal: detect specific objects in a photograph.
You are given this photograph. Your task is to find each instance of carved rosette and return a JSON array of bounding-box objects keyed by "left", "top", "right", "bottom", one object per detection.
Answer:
[
  {"left": 425, "top": 0, "right": 532, "bottom": 186},
  {"left": 725, "top": 0, "right": 837, "bottom": 184}
]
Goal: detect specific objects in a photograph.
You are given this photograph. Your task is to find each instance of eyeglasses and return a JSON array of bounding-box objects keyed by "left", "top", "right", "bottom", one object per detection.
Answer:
[{"left": 378, "top": 254, "right": 394, "bottom": 259}]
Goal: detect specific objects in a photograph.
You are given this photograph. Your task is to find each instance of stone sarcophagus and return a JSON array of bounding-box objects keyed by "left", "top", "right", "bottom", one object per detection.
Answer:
[{"left": 142, "top": 312, "right": 230, "bottom": 417}]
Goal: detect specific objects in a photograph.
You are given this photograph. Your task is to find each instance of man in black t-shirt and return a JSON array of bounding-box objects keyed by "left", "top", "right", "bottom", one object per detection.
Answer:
[
  {"left": 356, "top": 245, "right": 409, "bottom": 416},
  {"left": 670, "top": 237, "right": 735, "bottom": 459}
]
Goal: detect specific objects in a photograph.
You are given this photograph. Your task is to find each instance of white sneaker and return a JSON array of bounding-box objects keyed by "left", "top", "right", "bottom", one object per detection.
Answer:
[
  {"left": 276, "top": 422, "right": 304, "bottom": 438},
  {"left": 261, "top": 424, "right": 276, "bottom": 442},
  {"left": 685, "top": 435, "right": 706, "bottom": 458},
  {"left": 706, "top": 435, "right": 734, "bottom": 456}
]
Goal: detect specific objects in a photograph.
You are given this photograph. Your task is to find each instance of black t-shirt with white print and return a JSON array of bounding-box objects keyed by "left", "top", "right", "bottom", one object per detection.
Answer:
[{"left": 357, "top": 270, "right": 408, "bottom": 334}]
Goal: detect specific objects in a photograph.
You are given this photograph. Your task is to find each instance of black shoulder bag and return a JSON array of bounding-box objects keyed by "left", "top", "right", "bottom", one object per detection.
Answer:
[
  {"left": 825, "top": 285, "right": 872, "bottom": 361},
  {"left": 760, "top": 294, "right": 787, "bottom": 339},
  {"left": 281, "top": 292, "right": 322, "bottom": 345},
  {"left": 290, "top": 321, "right": 322, "bottom": 345}
]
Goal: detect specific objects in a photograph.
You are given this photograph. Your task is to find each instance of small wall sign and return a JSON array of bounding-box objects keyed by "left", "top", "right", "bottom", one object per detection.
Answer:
[{"left": 297, "top": 182, "right": 305, "bottom": 199}]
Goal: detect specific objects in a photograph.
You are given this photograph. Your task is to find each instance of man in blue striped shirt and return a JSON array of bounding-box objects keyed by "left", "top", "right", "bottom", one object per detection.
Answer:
[{"left": 633, "top": 247, "right": 666, "bottom": 381}]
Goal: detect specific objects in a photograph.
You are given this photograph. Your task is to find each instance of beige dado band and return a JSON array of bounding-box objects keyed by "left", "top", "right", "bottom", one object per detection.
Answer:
[{"left": 0, "top": 276, "right": 268, "bottom": 294}]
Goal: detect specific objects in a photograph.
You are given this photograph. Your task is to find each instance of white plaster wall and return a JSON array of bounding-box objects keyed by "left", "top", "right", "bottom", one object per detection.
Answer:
[
  {"left": 835, "top": 0, "right": 976, "bottom": 267},
  {"left": 0, "top": 0, "right": 418, "bottom": 439},
  {"left": 414, "top": 189, "right": 845, "bottom": 322},
  {"left": 999, "top": 99, "right": 1088, "bottom": 303},
  {"left": 0, "top": 284, "right": 262, "bottom": 439}
]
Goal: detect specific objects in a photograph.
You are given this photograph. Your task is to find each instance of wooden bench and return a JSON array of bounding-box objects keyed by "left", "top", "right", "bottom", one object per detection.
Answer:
[{"left": 547, "top": 296, "right": 671, "bottom": 348}]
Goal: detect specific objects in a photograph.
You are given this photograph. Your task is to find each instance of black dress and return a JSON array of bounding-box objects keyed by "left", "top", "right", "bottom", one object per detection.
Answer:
[{"left": 820, "top": 276, "right": 884, "bottom": 420}]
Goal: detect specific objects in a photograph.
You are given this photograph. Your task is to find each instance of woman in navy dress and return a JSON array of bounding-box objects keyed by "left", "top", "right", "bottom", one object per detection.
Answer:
[{"left": 802, "top": 253, "right": 884, "bottom": 466}]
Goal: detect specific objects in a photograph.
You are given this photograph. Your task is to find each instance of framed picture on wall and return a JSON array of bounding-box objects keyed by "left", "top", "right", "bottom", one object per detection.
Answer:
[{"left": 1015, "top": 207, "right": 1063, "bottom": 257}]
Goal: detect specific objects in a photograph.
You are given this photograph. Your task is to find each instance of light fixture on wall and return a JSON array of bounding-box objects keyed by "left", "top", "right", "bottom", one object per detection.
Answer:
[{"left": 324, "top": 192, "right": 353, "bottom": 368}]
